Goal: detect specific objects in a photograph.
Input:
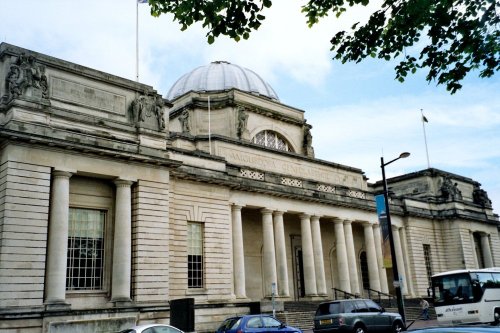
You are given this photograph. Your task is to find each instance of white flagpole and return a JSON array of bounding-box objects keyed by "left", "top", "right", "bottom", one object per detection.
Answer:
[
  {"left": 135, "top": 0, "right": 139, "bottom": 82},
  {"left": 421, "top": 109, "right": 430, "bottom": 168},
  {"left": 208, "top": 96, "right": 212, "bottom": 155}
]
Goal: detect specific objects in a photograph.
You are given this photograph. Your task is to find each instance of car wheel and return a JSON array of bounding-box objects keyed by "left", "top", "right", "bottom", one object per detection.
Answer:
[
  {"left": 353, "top": 324, "right": 366, "bottom": 333},
  {"left": 392, "top": 321, "right": 404, "bottom": 333}
]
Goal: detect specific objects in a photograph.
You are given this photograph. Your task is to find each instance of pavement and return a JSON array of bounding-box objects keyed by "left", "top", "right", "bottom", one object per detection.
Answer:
[{"left": 406, "top": 319, "right": 440, "bottom": 330}]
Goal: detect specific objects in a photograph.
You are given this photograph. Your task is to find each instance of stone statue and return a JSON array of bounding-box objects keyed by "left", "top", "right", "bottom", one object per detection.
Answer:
[
  {"left": 303, "top": 123, "right": 314, "bottom": 157},
  {"left": 440, "top": 176, "right": 462, "bottom": 200},
  {"left": 237, "top": 107, "right": 248, "bottom": 138},
  {"left": 473, "top": 186, "right": 492, "bottom": 207},
  {"left": 2, "top": 53, "right": 49, "bottom": 103},
  {"left": 179, "top": 110, "right": 190, "bottom": 133},
  {"left": 155, "top": 95, "right": 166, "bottom": 130}
]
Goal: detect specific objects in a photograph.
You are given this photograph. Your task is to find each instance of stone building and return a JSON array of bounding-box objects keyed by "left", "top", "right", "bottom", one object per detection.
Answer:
[{"left": 0, "top": 43, "right": 498, "bottom": 332}]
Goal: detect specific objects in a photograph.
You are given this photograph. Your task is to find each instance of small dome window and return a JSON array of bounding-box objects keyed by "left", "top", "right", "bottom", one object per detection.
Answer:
[{"left": 252, "top": 130, "right": 292, "bottom": 152}]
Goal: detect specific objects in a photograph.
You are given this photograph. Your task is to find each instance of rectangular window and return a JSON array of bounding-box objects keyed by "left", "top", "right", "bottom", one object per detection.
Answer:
[
  {"left": 423, "top": 244, "right": 433, "bottom": 287},
  {"left": 66, "top": 208, "right": 106, "bottom": 291},
  {"left": 187, "top": 222, "right": 204, "bottom": 288}
]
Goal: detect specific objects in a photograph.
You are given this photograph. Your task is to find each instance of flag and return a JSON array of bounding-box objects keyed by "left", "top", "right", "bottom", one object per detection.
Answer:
[{"left": 422, "top": 115, "right": 428, "bottom": 123}]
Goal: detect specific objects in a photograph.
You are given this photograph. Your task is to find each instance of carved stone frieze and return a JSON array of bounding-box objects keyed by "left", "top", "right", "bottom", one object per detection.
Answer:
[
  {"left": 1, "top": 53, "right": 49, "bottom": 104},
  {"left": 130, "top": 93, "right": 166, "bottom": 132}
]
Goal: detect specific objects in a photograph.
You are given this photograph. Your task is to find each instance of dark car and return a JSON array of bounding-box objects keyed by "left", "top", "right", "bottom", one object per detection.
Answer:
[
  {"left": 313, "top": 299, "right": 405, "bottom": 333},
  {"left": 216, "top": 314, "right": 302, "bottom": 333}
]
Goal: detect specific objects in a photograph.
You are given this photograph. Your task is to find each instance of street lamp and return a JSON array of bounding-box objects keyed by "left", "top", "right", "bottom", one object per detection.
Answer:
[{"left": 381, "top": 152, "right": 410, "bottom": 324}]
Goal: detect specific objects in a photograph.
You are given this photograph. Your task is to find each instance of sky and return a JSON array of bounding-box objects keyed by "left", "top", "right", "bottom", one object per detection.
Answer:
[{"left": 1, "top": 0, "right": 499, "bottom": 214}]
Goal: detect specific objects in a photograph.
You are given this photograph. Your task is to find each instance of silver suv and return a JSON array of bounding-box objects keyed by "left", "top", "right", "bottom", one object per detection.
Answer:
[{"left": 313, "top": 299, "right": 405, "bottom": 333}]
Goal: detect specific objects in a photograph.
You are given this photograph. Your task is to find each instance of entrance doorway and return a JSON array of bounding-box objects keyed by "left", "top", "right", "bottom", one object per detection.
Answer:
[{"left": 291, "top": 235, "right": 305, "bottom": 300}]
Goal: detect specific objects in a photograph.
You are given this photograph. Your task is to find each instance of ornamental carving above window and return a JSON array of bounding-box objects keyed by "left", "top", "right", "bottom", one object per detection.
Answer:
[{"left": 252, "top": 130, "right": 292, "bottom": 152}]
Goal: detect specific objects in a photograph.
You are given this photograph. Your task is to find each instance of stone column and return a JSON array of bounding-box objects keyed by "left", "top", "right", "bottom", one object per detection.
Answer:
[
  {"left": 470, "top": 231, "right": 479, "bottom": 268},
  {"left": 232, "top": 205, "right": 246, "bottom": 298},
  {"left": 400, "top": 226, "right": 414, "bottom": 296},
  {"left": 481, "top": 233, "right": 494, "bottom": 268},
  {"left": 273, "top": 211, "right": 289, "bottom": 297},
  {"left": 311, "top": 215, "right": 327, "bottom": 295},
  {"left": 111, "top": 179, "right": 133, "bottom": 302},
  {"left": 373, "top": 223, "right": 389, "bottom": 294},
  {"left": 334, "top": 218, "right": 351, "bottom": 293},
  {"left": 261, "top": 208, "right": 277, "bottom": 297},
  {"left": 45, "top": 171, "right": 72, "bottom": 305},
  {"left": 363, "top": 222, "right": 381, "bottom": 292},
  {"left": 344, "top": 220, "right": 360, "bottom": 295},
  {"left": 300, "top": 214, "right": 317, "bottom": 296},
  {"left": 392, "top": 225, "right": 408, "bottom": 295}
]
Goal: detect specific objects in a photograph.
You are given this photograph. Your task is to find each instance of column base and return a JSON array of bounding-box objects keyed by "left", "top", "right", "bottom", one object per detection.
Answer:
[
  {"left": 111, "top": 298, "right": 133, "bottom": 307},
  {"left": 45, "top": 301, "right": 71, "bottom": 311}
]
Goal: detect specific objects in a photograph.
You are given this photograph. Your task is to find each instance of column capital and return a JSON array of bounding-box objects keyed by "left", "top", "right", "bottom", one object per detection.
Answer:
[
  {"left": 299, "top": 213, "right": 311, "bottom": 220},
  {"left": 273, "top": 210, "right": 285, "bottom": 217},
  {"left": 114, "top": 179, "right": 133, "bottom": 187},
  {"left": 392, "top": 225, "right": 400, "bottom": 231},
  {"left": 231, "top": 204, "right": 243, "bottom": 211},
  {"left": 332, "top": 217, "right": 343, "bottom": 224},
  {"left": 53, "top": 170, "right": 72, "bottom": 179},
  {"left": 311, "top": 215, "right": 321, "bottom": 222},
  {"left": 343, "top": 219, "right": 352, "bottom": 225},
  {"left": 260, "top": 208, "right": 273, "bottom": 215}
]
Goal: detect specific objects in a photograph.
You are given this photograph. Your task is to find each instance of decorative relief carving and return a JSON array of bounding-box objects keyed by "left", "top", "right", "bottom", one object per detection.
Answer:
[
  {"left": 473, "top": 185, "right": 492, "bottom": 207},
  {"left": 281, "top": 177, "right": 303, "bottom": 187},
  {"left": 240, "top": 169, "right": 264, "bottom": 181},
  {"left": 2, "top": 53, "right": 49, "bottom": 104},
  {"left": 178, "top": 109, "right": 190, "bottom": 134},
  {"left": 347, "top": 190, "right": 366, "bottom": 199},
  {"left": 440, "top": 175, "right": 462, "bottom": 201},
  {"left": 130, "top": 93, "right": 166, "bottom": 131},
  {"left": 317, "top": 184, "right": 336, "bottom": 193}
]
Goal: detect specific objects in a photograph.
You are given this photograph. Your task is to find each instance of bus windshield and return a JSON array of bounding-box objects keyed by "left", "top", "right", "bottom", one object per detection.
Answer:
[
  {"left": 432, "top": 271, "right": 500, "bottom": 306},
  {"left": 432, "top": 273, "right": 477, "bottom": 305}
]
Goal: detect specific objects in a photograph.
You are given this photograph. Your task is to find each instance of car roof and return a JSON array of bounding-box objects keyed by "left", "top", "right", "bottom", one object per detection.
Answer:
[{"left": 127, "top": 324, "right": 183, "bottom": 331}]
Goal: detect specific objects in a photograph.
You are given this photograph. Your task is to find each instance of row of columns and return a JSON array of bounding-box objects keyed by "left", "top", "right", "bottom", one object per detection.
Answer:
[
  {"left": 471, "top": 231, "right": 494, "bottom": 268},
  {"left": 231, "top": 205, "right": 393, "bottom": 299},
  {"left": 44, "top": 170, "right": 133, "bottom": 306}
]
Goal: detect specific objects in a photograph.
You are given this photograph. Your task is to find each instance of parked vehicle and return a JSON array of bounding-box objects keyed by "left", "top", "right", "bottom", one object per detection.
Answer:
[
  {"left": 216, "top": 314, "right": 302, "bottom": 333},
  {"left": 313, "top": 299, "right": 405, "bottom": 333},
  {"left": 119, "top": 324, "right": 184, "bottom": 333}
]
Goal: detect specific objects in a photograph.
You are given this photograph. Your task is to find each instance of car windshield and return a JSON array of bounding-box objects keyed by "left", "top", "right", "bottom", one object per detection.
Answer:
[{"left": 218, "top": 317, "right": 241, "bottom": 331}]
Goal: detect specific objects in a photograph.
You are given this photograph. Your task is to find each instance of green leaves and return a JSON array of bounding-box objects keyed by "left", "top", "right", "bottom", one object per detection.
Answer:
[{"left": 147, "top": 0, "right": 500, "bottom": 94}]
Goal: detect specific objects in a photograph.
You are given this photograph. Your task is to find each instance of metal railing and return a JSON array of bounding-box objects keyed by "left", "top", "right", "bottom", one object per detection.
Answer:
[
  {"left": 332, "top": 288, "right": 360, "bottom": 300},
  {"left": 365, "top": 288, "right": 396, "bottom": 306}
]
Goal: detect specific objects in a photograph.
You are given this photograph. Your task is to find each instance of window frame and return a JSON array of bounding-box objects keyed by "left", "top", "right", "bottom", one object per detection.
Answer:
[{"left": 187, "top": 221, "right": 205, "bottom": 289}]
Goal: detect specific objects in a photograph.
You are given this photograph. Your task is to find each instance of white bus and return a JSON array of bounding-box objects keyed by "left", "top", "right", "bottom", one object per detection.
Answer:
[{"left": 431, "top": 267, "right": 500, "bottom": 325}]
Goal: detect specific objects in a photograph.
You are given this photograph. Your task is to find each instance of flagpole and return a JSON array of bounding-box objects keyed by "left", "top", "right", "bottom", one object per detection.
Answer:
[
  {"left": 421, "top": 109, "right": 430, "bottom": 168},
  {"left": 136, "top": 0, "right": 139, "bottom": 82},
  {"left": 208, "top": 96, "right": 212, "bottom": 155}
]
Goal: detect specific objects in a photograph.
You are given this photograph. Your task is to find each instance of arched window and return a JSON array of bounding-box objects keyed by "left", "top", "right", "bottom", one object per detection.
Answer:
[{"left": 252, "top": 130, "right": 292, "bottom": 152}]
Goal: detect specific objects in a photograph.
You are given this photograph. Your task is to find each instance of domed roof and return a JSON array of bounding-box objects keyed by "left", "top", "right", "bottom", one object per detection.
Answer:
[{"left": 166, "top": 61, "right": 279, "bottom": 101}]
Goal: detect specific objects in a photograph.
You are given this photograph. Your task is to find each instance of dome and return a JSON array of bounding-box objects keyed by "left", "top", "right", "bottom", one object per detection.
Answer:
[{"left": 166, "top": 61, "right": 279, "bottom": 101}]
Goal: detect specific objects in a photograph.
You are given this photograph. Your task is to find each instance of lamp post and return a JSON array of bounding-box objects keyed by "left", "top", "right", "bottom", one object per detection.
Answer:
[{"left": 381, "top": 152, "right": 410, "bottom": 324}]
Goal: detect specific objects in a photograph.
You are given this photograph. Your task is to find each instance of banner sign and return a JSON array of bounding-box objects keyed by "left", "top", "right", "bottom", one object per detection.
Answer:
[{"left": 375, "top": 194, "right": 392, "bottom": 268}]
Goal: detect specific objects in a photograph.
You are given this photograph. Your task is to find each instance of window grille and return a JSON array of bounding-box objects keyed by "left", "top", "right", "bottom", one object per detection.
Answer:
[
  {"left": 188, "top": 222, "right": 204, "bottom": 288},
  {"left": 66, "top": 208, "right": 106, "bottom": 291},
  {"left": 252, "top": 130, "right": 292, "bottom": 152},
  {"left": 423, "top": 244, "right": 433, "bottom": 286}
]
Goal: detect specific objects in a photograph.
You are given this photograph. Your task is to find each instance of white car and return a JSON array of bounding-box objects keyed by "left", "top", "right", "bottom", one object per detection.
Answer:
[{"left": 120, "top": 324, "right": 185, "bottom": 333}]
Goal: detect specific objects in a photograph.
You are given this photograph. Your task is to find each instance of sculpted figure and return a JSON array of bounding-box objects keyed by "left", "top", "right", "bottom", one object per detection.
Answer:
[
  {"left": 2, "top": 53, "right": 49, "bottom": 102},
  {"left": 179, "top": 110, "right": 190, "bottom": 133},
  {"left": 237, "top": 108, "right": 248, "bottom": 138},
  {"left": 155, "top": 95, "right": 166, "bottom": 129},
  {"left": 473, "top": 186, "right": 492, "bottom": 207},
  {"left": 440, "top": 176, "right": 462, "bottom": 200}
]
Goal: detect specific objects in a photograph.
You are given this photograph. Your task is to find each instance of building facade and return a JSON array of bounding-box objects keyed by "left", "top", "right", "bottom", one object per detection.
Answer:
[{"left": 0, "top": 44, "right": 498, "bottom": 332}]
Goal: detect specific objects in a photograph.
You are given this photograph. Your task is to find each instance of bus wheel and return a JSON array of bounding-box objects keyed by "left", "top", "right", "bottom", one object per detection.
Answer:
[{"left": 494, "top": 309, "right": 500, "bottom": 325}]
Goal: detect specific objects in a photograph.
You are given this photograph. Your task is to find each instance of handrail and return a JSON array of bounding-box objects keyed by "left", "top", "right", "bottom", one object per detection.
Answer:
[
  {"left": 365, "top": 288, "right": 396, "bottom": 306},
  {"left": 332, "top": 288, "right": 360, "bottom": 300}
]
